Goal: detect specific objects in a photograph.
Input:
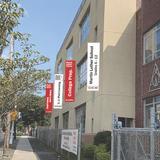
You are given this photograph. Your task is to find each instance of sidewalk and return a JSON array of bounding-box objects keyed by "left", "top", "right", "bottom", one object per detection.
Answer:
[
  {"left": 11, "top": 136, "right": 58, "bottom": 160},
  {"left": 28, "top": 137, "right": 58, "bottom": 160},
  {"left": 12, "top": 136, "right": 37, "bottom": 160}
]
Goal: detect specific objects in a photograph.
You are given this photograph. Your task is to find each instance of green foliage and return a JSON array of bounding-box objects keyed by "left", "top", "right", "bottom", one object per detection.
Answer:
[
  {"left": 95, "top": 144, "right": 106, "bottom": 153},
  {"left": 16, "top": 132, "right": 23, "bottom": 136},
  {"left": 94, "top": 131, "right": 111, "bottom": 152},
  {"left": 96, "top": 152, "right": 110, "bottom": 160},
  {"left": 95, "top": 145, "right": 110, "bottom": 160},
  {"left": 0, "top": 34, "right": 50, "bottom": 114},
  {"left": 0, "top": 0, "right": 24, "bottom": 55},
  {"left": 16, "top": 121, "right": 24, "bottom": 131},
  {"left": 0, "top": 1, "right": 50, "bottom": 115},
  {"left": 83, "top": 144, "right": 96, "bottom": 159},
  {"left": 81, "top": 144, "right": 111, "bottom": 160},
  {"left": 18, "top": 94, "right": 51, "bottom": 127}
]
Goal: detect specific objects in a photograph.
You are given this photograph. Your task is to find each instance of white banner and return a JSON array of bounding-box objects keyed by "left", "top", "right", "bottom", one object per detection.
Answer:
[
  {"left": 87, "top": 42, "right": 100, "bottom": 91},
  {"left": 54, "top": 74, "right": 63, "bottom": 109},
  {"left": 61, "top": 129, "right": 78, "bottom": 155}
]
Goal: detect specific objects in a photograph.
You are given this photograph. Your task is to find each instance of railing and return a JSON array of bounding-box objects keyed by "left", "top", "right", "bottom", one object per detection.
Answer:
[
  {"left": 36, "top": 127, "right": 95, "bottom": 160},
  {"left": 112, "top": 128, "right": 160, "bottom": 160}
]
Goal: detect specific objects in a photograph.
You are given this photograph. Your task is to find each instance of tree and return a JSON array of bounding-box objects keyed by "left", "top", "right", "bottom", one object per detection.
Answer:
[
  {"left": 0, "top": 34, "right": 51, "bottom": 155},
  {"left": 0, "top": 0, "right": 51, "bottom": 156},
  {"left": 18, "top": 94, "right": 51, "bottom": 127},
  {"left": 0, "top": 34, "right": 50, "bottom": 114},
  {"left": 0, "top": 0, "right": 24, "bottom": 56}
]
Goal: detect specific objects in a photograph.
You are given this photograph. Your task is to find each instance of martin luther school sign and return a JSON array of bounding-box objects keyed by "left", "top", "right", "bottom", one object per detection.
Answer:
[{"left": 87, "top": 42, "right": 100, "bottom": 91}]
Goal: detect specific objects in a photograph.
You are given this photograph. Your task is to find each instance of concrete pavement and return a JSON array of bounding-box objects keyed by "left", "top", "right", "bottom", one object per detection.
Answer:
[
  {"left": 12, "top": 136, "right": 37, "bottom": 160},
  {"left": 11, "top": 136, "right": 58, "bottom": 160}
]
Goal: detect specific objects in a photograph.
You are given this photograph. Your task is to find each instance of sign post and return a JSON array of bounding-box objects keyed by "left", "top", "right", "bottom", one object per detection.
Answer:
[
  {"left": 9, "top": 111, "right": 17, "bottom": 145},
  {"left": 9, "top": 121, "right": 14, "bottom": 145}
]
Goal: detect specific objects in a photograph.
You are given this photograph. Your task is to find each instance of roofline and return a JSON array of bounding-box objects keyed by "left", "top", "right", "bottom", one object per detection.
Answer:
[{"left": 56, "top": 0, "right": 87, "bottom": 60}]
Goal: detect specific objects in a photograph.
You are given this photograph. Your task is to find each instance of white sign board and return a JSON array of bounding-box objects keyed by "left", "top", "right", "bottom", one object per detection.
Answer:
[
  {"left": 61, "top": 129, "right": 78, "bottom": 155},
  {"left": 54, "top": 74, "right": 63, "bottom": 109},
  {"left": 87, "top": 42, "right": 100, "bottom": 91}
]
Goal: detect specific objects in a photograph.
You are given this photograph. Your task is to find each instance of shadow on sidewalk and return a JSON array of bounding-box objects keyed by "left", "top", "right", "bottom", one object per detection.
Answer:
[
  {"left": 28, "top": 137, "right": 58, "bottom": 160},
  {"left": 0, "top": 138, "right": 19, "bottom": 160}
]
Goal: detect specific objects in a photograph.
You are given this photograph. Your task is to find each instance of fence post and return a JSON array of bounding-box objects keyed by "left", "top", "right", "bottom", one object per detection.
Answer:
[
  {"left": 150, "top": 129, "right": 154, "bottom": 160},
  {"left": 57, "top": 129, "right": 59, "bottom": 151},
  {"left": 111, "top": 129, "right": 114, "bottom": 160},
  {"left": 77, "top": 123, "right": 82, "bottom": 160},
  {"left": 135, "top": 131, "right": 137, "bottom": 160},
  {"left": 117, "top": 131, "right": 121, "bottom": 160}
]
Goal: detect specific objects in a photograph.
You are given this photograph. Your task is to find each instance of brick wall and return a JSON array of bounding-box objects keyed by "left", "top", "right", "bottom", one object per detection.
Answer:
[{"left": 136, "top": 0, "right": 160, "bottom": 127}]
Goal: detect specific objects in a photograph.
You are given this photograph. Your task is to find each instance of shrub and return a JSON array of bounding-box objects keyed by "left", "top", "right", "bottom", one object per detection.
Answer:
[
  {"left": 83, "top": 144, "right": 96, "bottom": 159},
  {"left": 96, "top": 152, "right": 110, "bottom": 160},
  {"left": 94, "top": 131, "right": 111, "bottom": 152},
  {"left": 95, "top": 145, "right": 111, "bottom": 160},
  {"left": 17, "top": 131, "right": 23, "bottom": 136},
  {"left": 95, "top": 144, "right": 106, "bottom": 153}
]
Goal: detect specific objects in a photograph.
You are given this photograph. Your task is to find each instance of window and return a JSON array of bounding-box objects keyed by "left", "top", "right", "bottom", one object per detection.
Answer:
[
  {"left": 144, "top": 22, "right": 160, "bottom": 64},
  {"left": 75, "top": 104, "right": 86, "bottom": 133},
  {"left": 66, "top": 41, "right": 73, "bottom": 60},
  {"left": 63, "top": 112, "right": 69, "bottom": 129},
  {"left": 144, "top": 96, "right": 160, "bottom": 128},
  {"left": 55, "top": 116, "right": 59, "bottom": 129},
  {"left": 57, "top": 60, "right": 62, "bottom": 74},
  {"left": 80, "top": 10, "right": 90, "bottom": 44},
  {"left": 78, "top": 56, "right": 87, "bottom": 88},
  {"left": 118, "top": 117, "right": 133, "bottom": 127}
]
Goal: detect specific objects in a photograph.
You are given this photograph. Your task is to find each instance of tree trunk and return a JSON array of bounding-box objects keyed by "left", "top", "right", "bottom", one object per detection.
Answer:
[{"left": 3, "top": 112, "right": 10, "bottom": 156}]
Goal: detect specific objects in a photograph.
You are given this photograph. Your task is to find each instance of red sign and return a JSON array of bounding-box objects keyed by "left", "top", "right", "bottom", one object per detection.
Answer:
[
  {"left": 45, "top": 83, "right": 53, "bottom": 113},
  {"left": 65, "top": 60, "right": 76, "bottom": 102}
]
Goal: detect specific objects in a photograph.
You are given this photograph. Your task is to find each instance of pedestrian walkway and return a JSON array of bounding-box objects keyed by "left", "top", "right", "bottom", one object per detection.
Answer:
[
  {"left": 12, "top": 136, "right": 37, "bottom": 160},
  {"left": 28, "top": 137, "right": 58, "bottom": 160},
  {"left": 11, "top": 136, "right": 58, "bottom": 160}
]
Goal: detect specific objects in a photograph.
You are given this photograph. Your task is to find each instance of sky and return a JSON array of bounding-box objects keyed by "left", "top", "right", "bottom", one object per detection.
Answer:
[{"left": 17, "top": 0, "right": 82, "bottom": 82}]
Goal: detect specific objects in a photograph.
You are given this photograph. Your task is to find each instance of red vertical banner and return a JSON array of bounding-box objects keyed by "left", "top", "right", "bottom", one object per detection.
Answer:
[
  {"left": 65, "top": 60, "right": 76, "bottom": 102},
  {"left": 45, "top": 83, "right": 54, "bottom": 113}
]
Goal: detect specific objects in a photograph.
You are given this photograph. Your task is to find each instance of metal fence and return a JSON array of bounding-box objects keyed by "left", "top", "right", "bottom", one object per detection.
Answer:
[
  {"left": 36, "top": 127, "right": 95, "bottom": 160},
  {"left": 36, "top": 127, "right": 62, "bottom": 153},
  {"left": 112, "top": 128, "right": 160, "bottom": 160}
]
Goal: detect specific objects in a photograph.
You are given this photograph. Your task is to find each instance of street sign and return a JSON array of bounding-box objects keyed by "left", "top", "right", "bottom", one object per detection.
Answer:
[{"left": 10, "top": 111, "right": 17, "bottom": 121}]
